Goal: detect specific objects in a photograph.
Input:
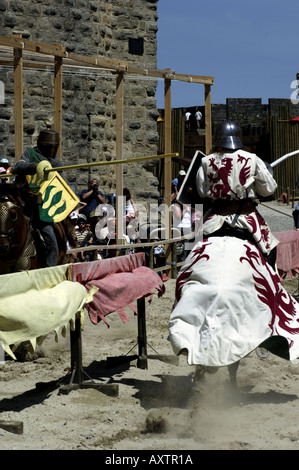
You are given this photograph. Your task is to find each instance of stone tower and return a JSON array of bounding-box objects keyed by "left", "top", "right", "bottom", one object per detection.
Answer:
[{"left": 0, "top": 0, "right": 160, "bottom": 200}]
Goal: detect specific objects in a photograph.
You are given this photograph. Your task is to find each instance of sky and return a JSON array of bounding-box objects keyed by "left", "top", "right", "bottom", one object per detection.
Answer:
[{"left": 155, "top": 0, "right": 299, "bottom": 108}]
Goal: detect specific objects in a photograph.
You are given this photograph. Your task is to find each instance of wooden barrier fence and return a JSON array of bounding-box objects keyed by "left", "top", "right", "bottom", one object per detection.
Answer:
[
  {"left": 269, "top": 108, "right": 299, "bottom": 198},
  {"left": 67, "top": 233, "right": 193, "bottom": 279}
]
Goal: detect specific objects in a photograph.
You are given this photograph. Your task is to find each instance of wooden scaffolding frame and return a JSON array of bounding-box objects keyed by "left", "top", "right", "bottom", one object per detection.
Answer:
[
  {"left": 0, "top": 34, "right": 214, "bottom": 267},
  {"left": 0, "top": 34, "right": 214, "bottom": 199}
]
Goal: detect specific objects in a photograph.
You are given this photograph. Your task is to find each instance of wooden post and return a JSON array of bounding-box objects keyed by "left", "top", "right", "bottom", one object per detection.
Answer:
[
  {"left": 148, "top": 245, "right": 154, "bottom": 269},
  {"left": 204, "top": 84, "right": 212, "bottom": 155},
  {"left": 70, "top": 315, "right": 83, "bottom": 385},
  {"left": 164, "top": 77, "right": 172, "bottom": 212},
  {"left": 137, "top": 297, "right": 148, "bottom": 369},
  {"left": 54, "top": 55, "right": 63, "bottom": 157},
  {"left": 171, "top": 240, "right": 177, "bottom": 278},
  {"left": 116, "top": 71, "right": 124, "bottom": 246},
  {"left": 13, "top": 34, "right": 23, "bottom": 161},
  {"left": 164, "top": 77, "right": 172, "bottom": 276}
]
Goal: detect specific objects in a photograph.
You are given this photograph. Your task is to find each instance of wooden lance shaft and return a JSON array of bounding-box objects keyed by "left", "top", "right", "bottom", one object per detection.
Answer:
[
  {"left": 0, "top": 152, "right": 178, "bottom": 178},
  {"left": 44, "top": 152, "right": 178, "bottom": 175}
]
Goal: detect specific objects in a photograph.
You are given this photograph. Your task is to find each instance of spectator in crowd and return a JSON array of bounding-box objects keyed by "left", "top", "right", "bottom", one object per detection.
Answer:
[
  {"left": 80, "top": 177, "right": 106, "bottom": 233},
  {"left": 0, "top": 165, "right": 8, "bottom": 183},
  {"left": 195, "top": 109, "right": 202, "bottom": 129},
  {"left": 185, "top": 111, "right": 191, "bottom": 130},
  {"left": 68, "top": 202, "right": 87, "bottom": 230},
  {"left": 75, "top": 214, "right": 94, "bottom": 262},
  {"left": 0, "top": 158, "right": 12, "bottom": 183},
  {"left": 293, "top": 202, "right": 299, "bottom": 229},
  {"left": 123, "top": 187, "right": 137, "bottom": 224},
  {"left": 0, "top": 157, "right": 11, "bottom": 172},
  {"left": 171, "top": 170, "right": 186, "bottom": 201}
]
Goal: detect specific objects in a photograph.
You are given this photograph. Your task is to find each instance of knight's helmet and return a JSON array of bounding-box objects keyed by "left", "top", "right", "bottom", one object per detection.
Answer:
[
  {"left": 214, "top": 120, "right": 243, "bottom": 150},
  {"left": 37, "top": 129, "right": 59, "bottom": 159}
]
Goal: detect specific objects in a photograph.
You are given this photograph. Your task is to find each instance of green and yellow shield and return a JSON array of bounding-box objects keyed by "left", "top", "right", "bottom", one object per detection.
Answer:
[{"left": 37, "top": 172, "right": 79, "bottom": 223}]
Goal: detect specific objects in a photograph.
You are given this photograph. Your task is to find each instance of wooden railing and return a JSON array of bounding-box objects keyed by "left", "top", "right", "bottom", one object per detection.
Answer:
[{"left": 67, "top": 233, "right": 194, "bottom": 279}]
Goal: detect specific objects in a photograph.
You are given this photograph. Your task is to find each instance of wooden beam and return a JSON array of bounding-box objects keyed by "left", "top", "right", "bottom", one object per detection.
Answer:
[
  {"left": 0, "top": 36, "right": 214, "bottom": 85},
  {"left": 0, "top": 33, "right": 215, "bottom": 211},
  {"left": 54, "top": 56, "right": 63, "bottom": 157},
  {"left": 0, "top": 59, "right": 49, "bottom": 69},
  {"left": 67, "top": 51, "right": 128, "bottom": 72},
  {"left": 0, "top": 36, "right": 66, "bottom": 57},
  {"left": 13, "top": 34, "right": 23, "bottom": 161},
  {"left": 171, "top": 72, "right": 214, "bottom": 86}
]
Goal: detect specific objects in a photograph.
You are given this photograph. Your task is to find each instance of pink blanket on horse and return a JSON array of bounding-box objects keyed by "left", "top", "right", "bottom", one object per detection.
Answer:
[
  {"left": 71, "top": 253, "right": 165, "bottom": 325},
  {"left": 274, "top": 230, "right": 299, "bottom": 278}
]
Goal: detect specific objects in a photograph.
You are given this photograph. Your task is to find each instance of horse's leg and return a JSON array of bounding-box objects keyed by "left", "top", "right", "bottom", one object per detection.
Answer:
[
  {"left": 194, "top": 365, "right": 206, "bottom": 383},
  {"left": 54, "top": 220, "right": 75, "bottom": 265},
  {"left": 227, "top": 361, "right": 239, "bottom": 388}
]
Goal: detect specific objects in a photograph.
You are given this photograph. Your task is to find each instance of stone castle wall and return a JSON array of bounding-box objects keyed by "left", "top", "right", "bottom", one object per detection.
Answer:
[{"left": 0, "top": 0, "right": 160, "bottom": 201}]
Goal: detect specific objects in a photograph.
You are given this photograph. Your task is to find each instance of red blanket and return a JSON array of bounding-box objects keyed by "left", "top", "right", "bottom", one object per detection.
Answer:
[
  {"left": 71, "top": 253, "right": 165, "bottom": 325},
  {"left": 274, "top": 230, "right": 299, "bottom": 278}
]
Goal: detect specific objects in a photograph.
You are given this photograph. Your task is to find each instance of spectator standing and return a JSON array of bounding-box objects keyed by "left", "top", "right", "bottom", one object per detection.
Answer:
[
  {"left": 123, "top": 187, "right": 137, "bottom": 224},
  {"left": 75, "top": 214, "right": 94, "bottom": 262},
  {"left": 293, "top": 202, "right": 299, "bottom": 229},
  {"left": 185, "top": 111, "right": 191, "bottom": 130},
  {"left": 195, "top": 109, "right": 202, "bottom": 129},
  {"left": 80, "top": 178, "right": 106, "bottom": 233},
  {"left": 171, "top": 170, "right": 186, "bottom": 201}
]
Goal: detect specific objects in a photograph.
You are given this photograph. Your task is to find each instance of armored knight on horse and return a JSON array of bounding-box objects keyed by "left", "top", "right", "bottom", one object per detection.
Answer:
[
  {"left": 0, "top": 129, "right": 77, "bottom": 273},
  {"left": 169, "top": 120, "right": 299, "bottom": 386}
]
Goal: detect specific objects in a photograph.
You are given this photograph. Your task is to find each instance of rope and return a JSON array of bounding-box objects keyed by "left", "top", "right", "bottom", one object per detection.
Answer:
[{"left": 260, "top": 202, "right": 293, "bottom": 218}]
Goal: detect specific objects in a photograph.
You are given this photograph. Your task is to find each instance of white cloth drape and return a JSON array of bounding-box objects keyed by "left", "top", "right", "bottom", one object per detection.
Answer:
[
  {"left": 169, "top": 237, "right": 299, "bottom": 367},
  {"left": 0, "top": 265, "right": 89, "bottom": 359}
]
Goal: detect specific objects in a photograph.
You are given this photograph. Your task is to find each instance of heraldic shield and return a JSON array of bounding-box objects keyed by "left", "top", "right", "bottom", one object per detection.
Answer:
[{"left": 36, "top": 172, "right": 79, "bottom": 223}]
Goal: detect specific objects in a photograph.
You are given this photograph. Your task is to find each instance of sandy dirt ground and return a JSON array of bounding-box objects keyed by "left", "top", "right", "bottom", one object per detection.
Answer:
[{"left": 1, "top": 273, "right": 299, "bottom": 452}]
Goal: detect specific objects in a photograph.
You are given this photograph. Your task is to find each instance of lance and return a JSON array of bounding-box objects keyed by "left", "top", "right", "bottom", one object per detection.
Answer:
[
  {"left": 0, "top": 152, "right": 178, "bottom": 178},
  {"left": 243, "top": 150, "right": 299, "bottom": 189}
]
